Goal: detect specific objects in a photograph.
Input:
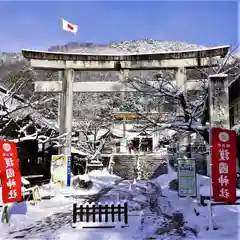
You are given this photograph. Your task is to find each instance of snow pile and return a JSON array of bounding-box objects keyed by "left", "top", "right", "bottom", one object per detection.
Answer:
[
  {"left": 88, "top": 168, "right": 116, "bottom": 177},
  {"left": 88, "top": 168, "right": 122, "bottom": 184},
  {"left": 55, "top": 168, "right": 122, "bottom": 197}
]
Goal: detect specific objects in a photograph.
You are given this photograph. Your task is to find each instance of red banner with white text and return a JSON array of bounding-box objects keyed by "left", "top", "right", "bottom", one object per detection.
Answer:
[
  {"left": 0, "top": 140, "right": 22, "bottom": 204},
  {"left": 211, "top": 128, "right": 236, "bottom": 203}
]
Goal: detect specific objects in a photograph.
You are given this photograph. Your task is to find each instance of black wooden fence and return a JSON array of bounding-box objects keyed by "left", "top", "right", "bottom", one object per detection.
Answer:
[{"left": 72, "top": 202, "right": 128, "bottom": 228}]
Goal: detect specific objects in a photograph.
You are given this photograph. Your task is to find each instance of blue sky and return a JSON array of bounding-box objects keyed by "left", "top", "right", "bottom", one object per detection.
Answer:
[{"left": 0, "top": 1, "right": 238, "bottom": 52}]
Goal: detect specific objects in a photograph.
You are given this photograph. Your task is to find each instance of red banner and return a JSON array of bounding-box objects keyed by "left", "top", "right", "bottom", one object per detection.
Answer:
[
  {"left": 0, "top": 140, "right": 22, "bottom": 204},
  {"left": 211, "top": 128, "right": 236, "bottom": 203}
]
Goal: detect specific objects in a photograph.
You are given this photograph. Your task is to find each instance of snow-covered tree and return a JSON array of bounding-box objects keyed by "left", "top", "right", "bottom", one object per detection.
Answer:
[
  {"left": 0, "top": 66, "right": 61, "bottom": 143},
  {"left": 120, "top": 49, "right": 240, "bottom": 145},
  {"left": 74, "top": 103, "right": 113, "bottom": 156},
  {"left": 71, "top": 92, "right": 125, "bottom": 160}
]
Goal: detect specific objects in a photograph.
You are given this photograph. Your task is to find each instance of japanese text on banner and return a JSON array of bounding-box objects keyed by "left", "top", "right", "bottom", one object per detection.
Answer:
[
  {"left": 211, "top": 128, "right": 236, "bottom": 203},
  {"left": 0, "top": 140, "right": 22, "bottom": 203}
]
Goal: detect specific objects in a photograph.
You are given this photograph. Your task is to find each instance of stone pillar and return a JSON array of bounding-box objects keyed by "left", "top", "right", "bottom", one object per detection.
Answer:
[
  {"left": 59, "top": 69, "right": 74, "bottom": 156},
  {"left": 176, "top": 67, "right": 190, "bottom": 155},
  {"left": 58, "top": 71, "right": 65, "bottom": 155},
  {"left": 176, "top": 67, "right": 187, "bottom": 118},
  {"left": 176, "top": 67, "right": 186, "bottom": 93},
  {"left": 58, "top": 71, "right": 66, "bottom": 133},
  {"left": 209, "top": 74, "right": 229, "bottom": 129},
  {"left": 208, "top": 74, "right": 229, "bottom": 176}
]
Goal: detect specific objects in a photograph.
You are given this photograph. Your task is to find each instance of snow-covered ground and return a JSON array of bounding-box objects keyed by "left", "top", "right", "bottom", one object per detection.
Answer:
[
  {"left": 0, "top": 169, "right": 123, "bottom": 239},
  {"left": 0, "top": 167, "right": 239, "bottom": 239},
  {"left": 157, "top": 168, "right": 240, "bottom": 240}
]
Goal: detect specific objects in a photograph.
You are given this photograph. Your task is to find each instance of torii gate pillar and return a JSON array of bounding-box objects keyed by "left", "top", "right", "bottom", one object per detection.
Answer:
[{"left": 58, "top": 69, "right": 74, "bottom": 155}]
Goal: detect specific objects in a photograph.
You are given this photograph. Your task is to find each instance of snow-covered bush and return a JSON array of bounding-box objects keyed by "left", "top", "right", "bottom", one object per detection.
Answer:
[
  {"left": 77, "top": 179, "right": 93, "bottom": 189},
  {"left": 168, "top": 179, "right": 178, "bottom": 191},
  {"left": 71, "top": 174, "right": 93, "bottom": 190}
]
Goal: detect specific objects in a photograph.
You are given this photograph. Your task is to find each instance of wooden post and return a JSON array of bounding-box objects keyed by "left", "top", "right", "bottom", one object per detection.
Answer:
[
  {"left": 79, "top": 205, "right": 83, "bottom": 222},
  {"left": 105, "top": 204, "right": 108, "bottom": 222},
  {"left": 72, "top": 203, "right": 77, "bottom": 225},
  {"left": 111, "top": 204, "right": 115, "bottom": 222},
  {"left": 30, "top": 186, "right": 41, "bottom": 205},
  {"left": 92, "top": 204, "right": 96, "bottom": 223},
  {"left": 124, "top": 202, "right": 128, "bottom": 224},
  {"left": 99, "top": 204, "right": 102, "bottom": 222},
  {"left": 86, "top": 205, "right": 89, "bottom": 223},
  {"left": 117, "top": 204, "right": 121, "bottom": 222}
]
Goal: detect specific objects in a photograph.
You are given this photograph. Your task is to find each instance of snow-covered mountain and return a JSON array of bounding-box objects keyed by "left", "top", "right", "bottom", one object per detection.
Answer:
[{"left": 47, "top": 39, "right": 207, "bottom": 53}]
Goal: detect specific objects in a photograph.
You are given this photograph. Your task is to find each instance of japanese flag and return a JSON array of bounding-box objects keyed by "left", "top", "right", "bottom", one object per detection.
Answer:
[{"left": 62, "top": 18, "right": 78, "bottom": 35}]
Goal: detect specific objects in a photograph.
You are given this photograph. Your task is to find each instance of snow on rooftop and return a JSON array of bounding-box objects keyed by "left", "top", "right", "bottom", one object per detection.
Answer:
[
  {"left": 22, "top": 44, "right": 230, "bottom": 56},
  {"left": 0, "top": 84, "right": 59, "bottom": 131}
]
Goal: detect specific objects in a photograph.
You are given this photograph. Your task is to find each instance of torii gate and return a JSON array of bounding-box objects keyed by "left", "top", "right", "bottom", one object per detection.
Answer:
[{"left": 21, "top": 46, "right": 229, "bottom": 156}]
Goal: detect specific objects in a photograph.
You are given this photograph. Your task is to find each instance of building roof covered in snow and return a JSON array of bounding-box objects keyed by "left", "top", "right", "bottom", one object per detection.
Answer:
[{"left": 0, "top": 85, "right": 59, "bottom": 131}]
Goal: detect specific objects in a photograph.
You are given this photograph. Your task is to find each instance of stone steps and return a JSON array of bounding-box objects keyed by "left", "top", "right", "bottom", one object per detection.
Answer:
[{"left": 112, "top": 154, "right": 166, "bottom": 179}]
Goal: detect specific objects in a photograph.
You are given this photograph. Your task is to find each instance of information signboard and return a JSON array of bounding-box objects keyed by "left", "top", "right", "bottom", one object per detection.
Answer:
[
  {"left": 51, "top": 155, "right": 71, "bottom": 187},
  {"left": 178, "top": 158, "right": 197, "bottom": 197}
]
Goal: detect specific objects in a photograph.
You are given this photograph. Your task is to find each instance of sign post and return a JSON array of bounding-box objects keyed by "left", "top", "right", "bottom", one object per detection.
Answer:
[
  {"left": 51, "top": 155, "right": 71, "bottom": 187},
  {"left": 178, "top": 158, "right": 197, "bottom": 198}
]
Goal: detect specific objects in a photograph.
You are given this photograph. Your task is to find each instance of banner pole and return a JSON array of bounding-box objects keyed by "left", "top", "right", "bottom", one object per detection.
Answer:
[
  {"left": 208, "top": 142, "right": 214, "bottom": 231},
  {"left": 207, "top": 122, "right": 215, "bottom": 231},
  {"left": 208, "top": 77, "right": 213, "bottom": 231}
]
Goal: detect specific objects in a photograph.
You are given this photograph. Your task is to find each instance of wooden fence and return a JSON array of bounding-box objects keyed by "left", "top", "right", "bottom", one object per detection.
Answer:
[{"left": 72, "top": 202, "right": 128, "bottom": 228}]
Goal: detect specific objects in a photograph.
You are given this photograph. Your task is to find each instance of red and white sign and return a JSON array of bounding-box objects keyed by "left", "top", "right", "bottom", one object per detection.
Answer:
[
  {"left": 62, "top": 18, "right": 78, "bottom": 35},
  {"left": 211, "top": 128, "right": 236, "bottom": 203},
  {"left": 0, "top": 140, "right": 22, "bottom": 204}
]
